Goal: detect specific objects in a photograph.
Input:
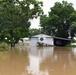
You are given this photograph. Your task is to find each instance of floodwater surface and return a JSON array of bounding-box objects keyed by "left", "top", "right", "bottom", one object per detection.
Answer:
[{"left": 0, "top": 46, "right": 76, "bottom": 75}]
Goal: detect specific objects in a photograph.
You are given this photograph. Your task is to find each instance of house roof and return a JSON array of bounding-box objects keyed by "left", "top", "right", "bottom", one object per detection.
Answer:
[
  {"left": 31, "top": 34, "right": 71, "bottom": 41},
  {"left": 53, "top": 37, "right": 71, "bottom": 41},
  {"left": 32, "top": 34, "right": 52, "bottom": 38}
]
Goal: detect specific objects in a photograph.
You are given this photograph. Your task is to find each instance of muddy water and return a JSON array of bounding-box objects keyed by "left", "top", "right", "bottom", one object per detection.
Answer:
[{"left": 0, "top": 46, "right": 76, "bottom": 75}]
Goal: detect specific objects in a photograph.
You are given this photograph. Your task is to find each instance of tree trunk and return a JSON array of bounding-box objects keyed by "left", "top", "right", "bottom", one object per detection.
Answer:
[{"left": 11, "top": 43, "right": 15, "bottom": 48}]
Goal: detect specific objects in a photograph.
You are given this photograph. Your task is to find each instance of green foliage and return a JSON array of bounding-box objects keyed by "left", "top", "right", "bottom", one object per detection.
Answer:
[
  {"left": 40, "top": 1, "right": 76, "bottom": 38},
  {"left": 0, "top": 42, "right": 8, "bottom": 51},
  {"left": 40, "top": 15, "right": 51, "bottom": 35},
  {"left": 71, "top": 38, "right": 76, "bottom": 43},
  {"left": 71, "top": 22, "right": 76, "bottom": 37},
  {"left": 66, "top": 44, "right": 76, "bottom": 47},
  {"left": 37, "top": 42, "right": 44, "bottom": 46},
  {"left": 0, "top": 0, "right": 43, "bottom": 44},
  {"left": 29, "top": 28, "right": 42, "bottom": 37}
]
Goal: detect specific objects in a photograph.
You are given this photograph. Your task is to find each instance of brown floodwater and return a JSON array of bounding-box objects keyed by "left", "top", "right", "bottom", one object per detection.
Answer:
[{"left": 0, "top": 46, "right": 76, "bottom": 75}]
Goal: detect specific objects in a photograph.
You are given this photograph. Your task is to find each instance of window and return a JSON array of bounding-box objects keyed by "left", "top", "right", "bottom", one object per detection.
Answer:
[{"left": 40, "top": 37, "right": 44, "bottom": 41}]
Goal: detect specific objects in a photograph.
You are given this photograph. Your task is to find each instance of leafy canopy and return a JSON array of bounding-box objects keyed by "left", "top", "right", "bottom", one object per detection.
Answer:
[
  {"left": 40, "top": 1, "right": 76, "bottom": 38},
  {"left": 0, "top": 0, "right": 43, "bottom": 44}
]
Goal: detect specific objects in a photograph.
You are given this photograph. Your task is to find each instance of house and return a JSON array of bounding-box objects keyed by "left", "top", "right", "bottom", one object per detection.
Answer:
[
  {"left": 30, "top": 34, "right": 71, "bottom": 46},
  {"left": 30, "top": 34, "right": 53, "bottom": 46},
  {"left": 19, "top": 37, "right": 29, "bottom": 43}
]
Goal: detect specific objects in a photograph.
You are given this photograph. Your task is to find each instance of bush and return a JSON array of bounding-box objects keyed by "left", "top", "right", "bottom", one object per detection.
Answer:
[
  {"left": 71, "top": 38, "right": 76, "bottom": 43},
  {"left": 37, "top": 42, "right": 44, "bottom": 46},
  {"left": 66, "top": 44, "right": 76, "bottom": 47},
  {"left": 0, "top": 42, "right": 8, "bottom": 51}
]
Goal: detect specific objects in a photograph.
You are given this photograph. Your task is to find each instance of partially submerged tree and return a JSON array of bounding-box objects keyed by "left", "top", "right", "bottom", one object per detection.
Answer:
[
  {"left": 40, "top": 1, "right": 76, "bottom": 38},
  {"left": 0, "top": 0, "right": 43, "bottom": 47}
]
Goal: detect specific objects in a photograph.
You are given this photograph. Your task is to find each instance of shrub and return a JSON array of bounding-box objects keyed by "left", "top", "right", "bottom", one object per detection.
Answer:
[
  {"left": 66, "top": 44, "right": 76, "bottom": 47},
  {"left": 71, "top": 38, "right": 76, "bottom": 43},
  {"left": 37, "top": 42, "right": 43, "bottom": 46},
  {"left": 0, "top": 42, "right": 8, "bottom": 51}
]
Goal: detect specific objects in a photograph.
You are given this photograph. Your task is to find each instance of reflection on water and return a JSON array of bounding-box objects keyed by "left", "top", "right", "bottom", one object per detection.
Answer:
[
  {"left": 0, "top": 48, "right": 29, "bottom": 75},
  {"left": 72, "top": 48, "right": 76, "bottom": 58},
  {"left": 27, "top": 47, "right": 54, "bottom": 75},
  {"left": 0, "top": 46, "right": 76, "bottom": 75}
]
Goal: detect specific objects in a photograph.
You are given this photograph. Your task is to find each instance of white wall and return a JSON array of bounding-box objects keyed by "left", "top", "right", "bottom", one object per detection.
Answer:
[
  {"left": 46, "top": 38, "right": 54, "bottom": 45},
  {"left": 30, "top": 37, "right": 54, "bottom": 46},
  {"left": 30, "top": 38, "right": 38, "bottom": 46},
  {"left": 38, "top": 37, "right": 46, "bottom": 44}
]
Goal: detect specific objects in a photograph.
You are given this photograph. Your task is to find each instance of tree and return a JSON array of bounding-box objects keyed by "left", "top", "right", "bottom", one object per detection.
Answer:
[
  {"left": 0, "top": 0, "right": 43, "bottom": 46},
  {"left": 29, "top": 28, "right": 42, "bottom": 37},
  {"left": 71, "top": 22, "right": 76, "bottom": 37},
  {"left": 40, "top": 1, "right": 76, "bottom": 38},
  {"left": 40, "top": 15, "right": 52, "bottom": 35}
]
